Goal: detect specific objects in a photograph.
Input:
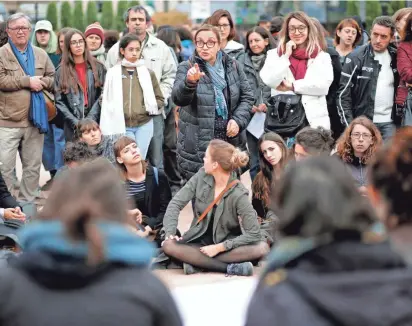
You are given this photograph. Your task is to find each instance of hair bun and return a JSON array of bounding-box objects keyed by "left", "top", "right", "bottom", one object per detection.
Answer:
[{"left": 230, "top": 148, "right": 249, "bottom": 170}]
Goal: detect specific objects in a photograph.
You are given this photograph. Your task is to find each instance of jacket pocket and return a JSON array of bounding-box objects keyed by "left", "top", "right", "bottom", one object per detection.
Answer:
[
  {"left": 183, "top": 123, "right": 199, "bottom": 154},
  {"left": 2, "top": 92, "right": 28, "bottom": 121}
]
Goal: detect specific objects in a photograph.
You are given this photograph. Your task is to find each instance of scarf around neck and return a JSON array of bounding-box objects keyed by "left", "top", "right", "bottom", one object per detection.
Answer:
[
  {"left": 91, "top": 45, "right": 106, "bottom": 63},
  {"left": 18, "top": 220, "right": 155, "bottom": 267},
  {"left": 205, "top": 51, "right": 228, "bottom": 120},
  {"left": 251, "top": 53, "right": 266, "bottom": 72},
  {"left": 279, "top": 47, "right": 319, "bottom": 80},
  {"left": 8, "top": 39, "right": 48, "bottom": 133}
]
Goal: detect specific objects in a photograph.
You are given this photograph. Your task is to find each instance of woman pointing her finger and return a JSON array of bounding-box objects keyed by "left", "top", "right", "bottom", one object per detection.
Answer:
[{"left": 171, "top": 24, "right": 254, "bottom": 181}]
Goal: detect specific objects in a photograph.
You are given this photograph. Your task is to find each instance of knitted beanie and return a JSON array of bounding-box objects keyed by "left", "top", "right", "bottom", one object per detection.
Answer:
[{"left": 85, "top": 22, "right": 105, "bottom": 42}]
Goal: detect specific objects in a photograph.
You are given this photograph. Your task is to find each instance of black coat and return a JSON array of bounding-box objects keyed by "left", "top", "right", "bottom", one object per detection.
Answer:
[
  {"left": 55, "top": 61, "right": 106, "bottom": 140},
  {"left": 0, "top": 251, "right": 182, "bottom": 326},
  {"left": 172, "top": 52, "right": 254, "bottom": 179},
  {"left": 325, "top": 47, "right": 344, "bottom": 140},
  {"left": 237, "top": 52, "right": 271, "bottom": 107},
  {"left": 129, "top": 166, "right": 172, "bottom": 230},
  {"left": 337, "top": 43, "right": 399, "bottom": 126},
  {"left": 246, "top": 241, "right": 412, "bottom": 326},
  {"left": 0, "top": 171, "right": 18, "bottom": 209}
]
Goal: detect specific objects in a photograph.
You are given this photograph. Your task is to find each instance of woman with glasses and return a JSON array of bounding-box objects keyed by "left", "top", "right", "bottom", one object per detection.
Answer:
[
  {"left": 336, "top": 116, "right": 382, "bottom": 195},
  {"left": 55, "top": 29, "right": 106, "bottom": 141},
  {"left": 260, "top": 11, "right": 333, "bottom": 147},
  {"left": 171, "top": 25, "right": 253, "bottom": 180},
  {"left": 205, "top": 10, "right": 245, "bottom": 61}
]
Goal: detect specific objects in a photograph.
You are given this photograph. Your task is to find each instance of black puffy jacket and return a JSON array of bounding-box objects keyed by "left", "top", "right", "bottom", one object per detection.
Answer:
[
  {"left": 55, "top": 61, "right": 106, "bottom": 140},
  {"left": 337, "top": 44, "right": 399, "bottom": 126},
  {"left": 172, "top": 52, "right": 254, "bottom": 180}
]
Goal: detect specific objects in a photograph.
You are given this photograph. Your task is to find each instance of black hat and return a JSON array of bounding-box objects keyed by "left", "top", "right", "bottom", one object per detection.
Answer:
[
  {"left": 270, "top": 16, "right": 284, "bottom": 34},
  {"left": 258, "top": 14, "right": 272, "bottom": 23}
]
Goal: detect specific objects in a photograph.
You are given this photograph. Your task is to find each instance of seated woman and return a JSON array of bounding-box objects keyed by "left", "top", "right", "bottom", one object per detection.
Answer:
[
  {"left": 162, "top": 139, "right": 269, "bottom": 276},
  {"left": 252, "top": 132, "right": 289, "bottom": 242},
  {"left": 77, "top": 119, "right": 118, "bottom": 164},
  {"left": 245, "top": 156, "right": 412, "bottom": 326},
  {"left": 114, "top": 136, "right": 172, "bottom": 241},
  {"left": 294, "top": 126, "right": 335, "bottom": 161},
  {"left": 0, "top": 159, "right": 182, "bottom": 326},
  {"left": 336, "top": 116, "right": 382, "bottom": 194}
]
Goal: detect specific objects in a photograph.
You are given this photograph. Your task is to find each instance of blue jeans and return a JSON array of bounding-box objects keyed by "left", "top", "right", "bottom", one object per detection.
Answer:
[
  {"left": 246, "top": 131, "right": 259, "bottom": 181},
  {"left": 42, "top": 124, "right": 65, "bottom": 172},
  {"left": 375, "top": 122, "right": 395, "bottom": 142},
  {"left": 148, "top": 114, "right": 165, "bottom": 169},
  {"left": 125, "top": 119, "right": 154, "bottom": 160}
]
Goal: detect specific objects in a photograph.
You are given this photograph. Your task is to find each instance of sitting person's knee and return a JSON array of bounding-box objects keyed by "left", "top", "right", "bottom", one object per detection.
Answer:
[
  {"left": 256, "top": 241, "right": 270, "bottom": 258},
  {"left": 162, "top": 239, "right": 178, "bottom": 256}
]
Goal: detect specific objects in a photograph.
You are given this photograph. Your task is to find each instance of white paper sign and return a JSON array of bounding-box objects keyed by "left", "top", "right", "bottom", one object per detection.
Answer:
[{"left": 247, "top": 112, "right": 266, "bottom": 139}]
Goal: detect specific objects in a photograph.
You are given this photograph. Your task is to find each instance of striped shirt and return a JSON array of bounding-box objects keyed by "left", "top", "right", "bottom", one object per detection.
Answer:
[{"left": 126, "top": 180, "right": 146, "bottom": 208}]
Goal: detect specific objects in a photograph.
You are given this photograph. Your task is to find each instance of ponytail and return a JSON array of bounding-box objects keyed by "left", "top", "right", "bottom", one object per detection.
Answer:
[
  {"left": 209, "top": 139, "right": 249, "bottom": 172},
  {"left": 230, "top": 148, "right": 249, "bottom": 170}
]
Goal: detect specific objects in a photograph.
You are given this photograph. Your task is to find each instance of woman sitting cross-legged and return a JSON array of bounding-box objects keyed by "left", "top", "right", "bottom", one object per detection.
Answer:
[
  {"left": 115, "top": 136, "right": 172, "bottom": 242},
  {"left": 162, "top": 139, "right": 269, "bottom": 276}
]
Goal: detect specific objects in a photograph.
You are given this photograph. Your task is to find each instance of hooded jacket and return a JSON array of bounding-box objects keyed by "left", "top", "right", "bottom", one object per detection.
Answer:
[{"left": 246, "top": 240, "right": 412, "bottom": 326}]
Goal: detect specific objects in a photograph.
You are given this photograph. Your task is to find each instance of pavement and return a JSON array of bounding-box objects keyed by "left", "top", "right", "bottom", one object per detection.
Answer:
[{"left": 16, "top": 157, "right": 260, "bottom": 326}]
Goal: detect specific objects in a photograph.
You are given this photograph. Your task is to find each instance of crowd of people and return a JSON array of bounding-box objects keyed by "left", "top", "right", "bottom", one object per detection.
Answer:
[{"left": 0, "top": 4, "right": 412, "bottom": 325}]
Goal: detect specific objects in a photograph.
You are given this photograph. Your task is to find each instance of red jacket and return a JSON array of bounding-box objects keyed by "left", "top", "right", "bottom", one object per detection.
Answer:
[{"left": 396, "top": 41, "right": 412, "bottom": 105}]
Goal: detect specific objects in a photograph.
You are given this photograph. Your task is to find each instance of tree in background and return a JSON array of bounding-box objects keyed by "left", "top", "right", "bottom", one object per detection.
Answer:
[
  {"left": 73, "top": 0, "right": 85, "bottom": 31},
  {"left": 128, "top": 1, "right": 140, "bottom": 8},
  {"left": 60, "top": 1, "right": 73, "bottom": 28},
  {"left": 46, "top": 2, "right": 58, "bottom": 30},
  {"left": 390, "top": 0, "right": 407, "bottom": 14},
  {"left": 101, "top": 2, "right": 114, "bottom": 29},
  {"left": 86, "top": 1, "right": 98, "bottom": 25},
  {"left": 346, "top": 0, "right": 360, "bottom": 17},
  {"left": 115, "top": 1, "right": 130, "bottom": 31},
  {"left": 365, "top": 0, "right": 382, "bottom": 30}
]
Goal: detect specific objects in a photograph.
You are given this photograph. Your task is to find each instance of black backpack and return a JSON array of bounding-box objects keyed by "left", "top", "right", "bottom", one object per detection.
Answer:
[{"left": 265, "top": 94, "right": 307, "bottom": 137}]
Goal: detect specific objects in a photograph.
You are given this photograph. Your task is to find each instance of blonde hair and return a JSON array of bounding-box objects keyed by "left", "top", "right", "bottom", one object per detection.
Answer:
[
  {"left": 209, "top": 139, "right": 249, "bottom": 172},
  {"left": 279, "top": 11, "right": 321, "bottom": 57}
]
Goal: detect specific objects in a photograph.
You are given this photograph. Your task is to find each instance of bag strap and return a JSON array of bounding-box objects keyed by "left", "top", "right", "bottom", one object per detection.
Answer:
[{"left": 196, "top": 180, "right": 240, "bottom": 224}]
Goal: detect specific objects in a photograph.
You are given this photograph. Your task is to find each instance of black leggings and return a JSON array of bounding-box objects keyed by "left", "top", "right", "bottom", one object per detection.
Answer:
[{"left": 162, "top": 240, "right": 269, "bottom": 273}]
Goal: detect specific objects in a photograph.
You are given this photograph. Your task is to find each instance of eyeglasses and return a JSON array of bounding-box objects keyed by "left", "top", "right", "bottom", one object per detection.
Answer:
[
  {"left": 70, "top": 39, "right": 85, "bottom": 46},
  {"left": 8, "top": 26, "right": 30, "bottom": 32},
  {"left": 218, "top": 24, "right": 231, "bottom": 30},
  {"left": 351, "top": 133, "right": 372, "bottom": 140},
  {"left": 288, "top": 26, "right": 307, "bottom": 34},
  {"left": 195, "top": 40, "right": 217, "bottom": 49}
]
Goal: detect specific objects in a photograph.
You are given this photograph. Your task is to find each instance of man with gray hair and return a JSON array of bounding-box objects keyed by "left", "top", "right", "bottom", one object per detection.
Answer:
[
  {"left": 337, "top": 16, "right": 399, "bottom": 140},
  {"left": 106, "top": 6, "right": 176, "bottom": 170},
  {"left": 0, "top": 13, "right": 55, "bottom": 204}
]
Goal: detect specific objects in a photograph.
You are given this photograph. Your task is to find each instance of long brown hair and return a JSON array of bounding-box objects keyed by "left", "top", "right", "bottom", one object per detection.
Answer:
[
  {"left": 38, "top": 158, "right": 129, "bottom": 265},
  {"left": 56, "top": 27, "right": 71, "bottom": 55},
  {"left": 278, "top": 11, "right": 321, "bottom": 57},
  {"left": 58, "top": 29, "right": 102, "bottom": 94},
  {"left": 334, "top": 18, "right": 361, "bottom": 48},
  {"left": 114, "top": 136, "right": 147, "bottom": 177},
  {"left": 252, "top": 132, "right": 288, "bottom": 206},
  {"left": 336, "top": 116, "right": 383, "bottom": 165}
]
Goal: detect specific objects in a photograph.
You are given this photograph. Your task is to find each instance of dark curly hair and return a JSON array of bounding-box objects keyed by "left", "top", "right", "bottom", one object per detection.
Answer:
[
  {"left": 370, "top": 127, "right": 412, "bottom": 225},
  {"left": 63, "top": 142, "right": 97, "bottom": 165},
  {"left": 295, "top": 126, "right": 335, "bottom": 156},
  {"left": 336, "top": 116, "right": 382, "bottom": 165},
  {"left": 0, "top": 22, "right": 8, "bottom": 47}
]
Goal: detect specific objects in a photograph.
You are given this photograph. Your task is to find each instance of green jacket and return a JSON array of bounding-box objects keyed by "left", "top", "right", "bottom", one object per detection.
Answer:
[{"left": 163, "top": 168, "right": 264, "bottom": 250}]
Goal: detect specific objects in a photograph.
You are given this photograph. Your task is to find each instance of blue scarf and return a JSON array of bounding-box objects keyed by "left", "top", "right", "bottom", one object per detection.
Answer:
[
  {"left": 18, "top": 220, "right": 155, "bottom": 267},
  {"left": 206, "top": 51, "right": 228, "bottom": 120},
  {"left": 8, "top": 39, "right": 48, "bottom": 134}
]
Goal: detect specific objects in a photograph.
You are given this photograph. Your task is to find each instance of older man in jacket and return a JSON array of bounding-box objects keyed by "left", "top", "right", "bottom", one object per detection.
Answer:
[
  {"left": 0, "top": 13, "right": 55, "bottom": 204},
  {"left": 106, "top": 6, "right": 177, "bottom": 170}
]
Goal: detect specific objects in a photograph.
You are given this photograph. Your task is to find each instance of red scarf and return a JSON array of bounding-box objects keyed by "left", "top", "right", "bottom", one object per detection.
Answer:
[{"left": 279, "top": 47, "right": 319, "bottom": 80}]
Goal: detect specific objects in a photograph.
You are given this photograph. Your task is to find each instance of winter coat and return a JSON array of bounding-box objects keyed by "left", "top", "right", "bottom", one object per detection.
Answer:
[
  {"left": 128, "top": 165, "right": 172, "bottom": 230},
  {"left": 396, "top": 41, "right": 412, "bottom": 106},
  {"left": 345, "top": 157, "right": 369, "bottom": 188},
  {"left": 260, "top": 48, "right": 333, "bottom": 130},
  {"left": 55, "top": 61, "right": 106, "bottom": 140},
  {"left": 224, "top": 40, "right": 245, "bottom": 62},
  {"left": 325, "top": 47, "right": 344, "bottom": 139},
  {"left": 237, "top": 52, "right": 271, "bottom": 107},
  {"left": 246, "top": 240, "right": 412, "bottom": 326},
  {"left": 171, "top": 52, "right": 254, "bottom": 180},
  {"left": 163, "top": 168, "right": 265, "bottom": 250},
  {"left": 337, "top": 43, "right": 399, "bottom": 126},
  {"left": 0, "top": 251, "right": 182, "bottom": 326}
]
